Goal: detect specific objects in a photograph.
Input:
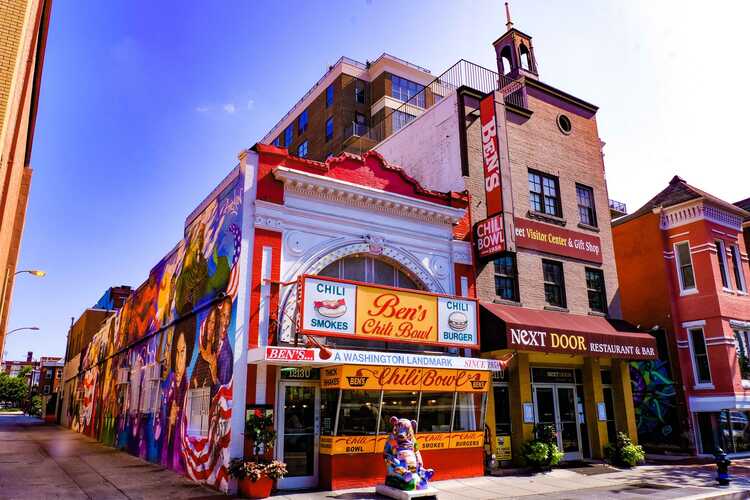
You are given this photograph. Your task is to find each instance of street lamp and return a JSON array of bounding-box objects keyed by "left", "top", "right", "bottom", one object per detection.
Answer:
[
  {"left": 15, "top": 270, "right": 46, "bottom": 277},
  {"left": 0, "top": 269, "right": 45, "bottom": 362},
  {"left": 6, "top": 326, "right": 39, "bottom": 335}
]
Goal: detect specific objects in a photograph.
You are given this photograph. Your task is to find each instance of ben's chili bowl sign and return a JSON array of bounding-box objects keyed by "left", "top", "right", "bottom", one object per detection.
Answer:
[
  {"left": 299, "top": 275, "right": 479, "bottom": 349},
  {"left": 507, "top": 327, "right": 657, "bottom": 360}
]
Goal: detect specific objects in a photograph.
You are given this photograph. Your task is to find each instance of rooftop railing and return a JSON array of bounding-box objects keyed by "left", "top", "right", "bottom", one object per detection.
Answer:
[
  {"left": 348, "top": 59, "right": 525, "bottom": 153},
  {"left": 609, "top": 199, "right": 627, "bottom": 215}
]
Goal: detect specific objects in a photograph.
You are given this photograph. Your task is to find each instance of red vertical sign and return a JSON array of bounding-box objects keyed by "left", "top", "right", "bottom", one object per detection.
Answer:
[{"left": 480, "top": 94, "right": 502, "bottom": 216}]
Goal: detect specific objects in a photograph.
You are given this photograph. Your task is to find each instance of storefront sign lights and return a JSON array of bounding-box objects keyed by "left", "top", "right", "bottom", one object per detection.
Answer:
[
  {"left": 259, "top": 346, "right": 502, "bottom": 371},
  {"left": 320, "top": 365, "right": 490, "bottom": 392},
  {"left": 299, "top": 275, "right": 479, "bottom": 349},
  {"left": 320, "top": 432, "right": 484, "bottom": 455}
]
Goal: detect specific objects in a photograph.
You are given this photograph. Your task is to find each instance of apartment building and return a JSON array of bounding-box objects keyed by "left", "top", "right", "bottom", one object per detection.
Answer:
[
  {"left": 372, "top": 12, "right": 657, "bottom": 465},
  {"left": 613, "top": 177, "right": 750, "bottom": 456},
  {"left": 0, "top": 0, "right": 52, "bottom": 359},
  {"left": 260, "top": 53, "right": 440, "bottom": 162}
]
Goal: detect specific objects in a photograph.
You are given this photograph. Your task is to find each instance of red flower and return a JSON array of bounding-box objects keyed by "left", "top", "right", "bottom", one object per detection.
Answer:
[{"left": 254, "top": 409, "right": 263, "bottom": 418}]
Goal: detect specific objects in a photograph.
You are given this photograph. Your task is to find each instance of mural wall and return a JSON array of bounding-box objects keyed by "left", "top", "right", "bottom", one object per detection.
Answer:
[
  {"left": 65, "top": 174, "right": 244, "bottom": 491},
  {"left": 629, "top": 359, "right": 681, "bottom": 452}
]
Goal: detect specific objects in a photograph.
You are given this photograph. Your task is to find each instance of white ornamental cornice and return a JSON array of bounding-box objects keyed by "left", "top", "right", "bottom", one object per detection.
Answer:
[
  {"left": 657, "top": 199, "right": 744, "bottom": 231},
  {"left": 273, "top": 166, "right": 465, "bottom": 225}
]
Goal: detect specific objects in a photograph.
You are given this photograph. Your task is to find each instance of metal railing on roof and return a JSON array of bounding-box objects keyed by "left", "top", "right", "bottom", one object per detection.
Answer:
[
  {"left": 347, "top": 59, "right": 524, "bottom": 153},
  {"left": 609, "top": 199, "right": 627, "bottom": 215}
]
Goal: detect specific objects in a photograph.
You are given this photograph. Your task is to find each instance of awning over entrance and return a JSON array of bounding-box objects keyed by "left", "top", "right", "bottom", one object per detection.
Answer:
[{"left": 480, "top": 303, "right": 658, "bottom": 360}]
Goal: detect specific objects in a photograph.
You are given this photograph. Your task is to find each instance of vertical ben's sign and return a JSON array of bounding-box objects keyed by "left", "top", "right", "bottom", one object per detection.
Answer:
[{"left": 480, "top": 94, "right": 502, "bottom": 216}]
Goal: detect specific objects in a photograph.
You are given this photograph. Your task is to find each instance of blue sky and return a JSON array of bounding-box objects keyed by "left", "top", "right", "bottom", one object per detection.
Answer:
[{"left": 5, "top": 1, "right": 749, "bottom": 359}]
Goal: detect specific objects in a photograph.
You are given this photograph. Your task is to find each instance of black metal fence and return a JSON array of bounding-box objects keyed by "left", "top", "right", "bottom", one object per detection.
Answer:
[{"left": 347, "top": 59, "right": 525, "bottom": 154}]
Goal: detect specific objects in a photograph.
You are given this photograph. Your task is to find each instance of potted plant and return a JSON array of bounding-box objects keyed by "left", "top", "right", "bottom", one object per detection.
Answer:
[
  {"left": 521, "top": 424, "right": 564, "bottom": 471},
  {"left": 604, "top": 432, "right": 645, "bottom": 468},
  {"left": 229, "top": 409, "right": 287, "bottom": 498}
]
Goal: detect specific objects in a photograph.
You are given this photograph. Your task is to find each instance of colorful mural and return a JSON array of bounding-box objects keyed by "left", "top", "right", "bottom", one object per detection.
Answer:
[
  {"left": 629, "top": 360, "right": 681, "bottom": 451},
  {"left": 66, "top": 173, "right": 244, "bottom": 491}
]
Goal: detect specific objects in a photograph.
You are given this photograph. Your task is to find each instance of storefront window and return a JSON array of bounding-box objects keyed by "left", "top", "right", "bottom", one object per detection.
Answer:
[
  {"left": 418, "top": 392, "right": 455, "bottom": 433},
  {"left": 380, "top": 391, "right": 420, "bottom": 430},
  {"left": 320, "top": 389, "right": 339, "bottom": 436},
  {"left": 338, "top": 390, "right": 381, "bottom": 435},
  {"left": 453, "top": 392, "right": 486, "bottom": 432}
]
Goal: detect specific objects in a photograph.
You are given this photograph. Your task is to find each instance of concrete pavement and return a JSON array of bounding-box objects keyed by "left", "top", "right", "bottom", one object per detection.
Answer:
[
  {"left": 0, "top": 413, "right": 223, "bottom": 499},
  {"left": 1, "top": 413, "right": 749, "bottom": 499}
]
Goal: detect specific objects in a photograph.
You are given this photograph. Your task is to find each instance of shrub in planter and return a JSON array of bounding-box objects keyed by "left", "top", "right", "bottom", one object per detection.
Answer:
[
  {"left": 228, "top": 409, "right": 288, "bottom": 498},
  {"left": 604, "top": 432, "right": 645, "bottom": 468},
  {"left": 521, "top": 424, "right": 564, "bottom": 470}
]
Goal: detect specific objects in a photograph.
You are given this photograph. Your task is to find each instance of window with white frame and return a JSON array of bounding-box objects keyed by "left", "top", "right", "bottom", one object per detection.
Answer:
[
  {"left": 187, "top": 386, "right": 211, "bottom": 436},
  {"left": 139, "top": 379, "right": 161, "bottom": 414},
  {"left": 715, "top": 240, "right": 730, "bottom": 288},
  {"left": 688, "top": 327, "right": 712, "bottom": 385},
  {"left": 675, "top": 242, "right": 696, "bottom": 292},
  {"left": 731, "top": 245, "right": 747, "bottom": 293},
  {"left": 735, "top": 329, "right": 750, "bottom": 380}
]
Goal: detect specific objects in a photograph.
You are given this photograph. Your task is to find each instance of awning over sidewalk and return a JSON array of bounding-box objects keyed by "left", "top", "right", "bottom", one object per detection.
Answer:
[{"left": 480, "top": 303, "right": 658, "bottom": 360}]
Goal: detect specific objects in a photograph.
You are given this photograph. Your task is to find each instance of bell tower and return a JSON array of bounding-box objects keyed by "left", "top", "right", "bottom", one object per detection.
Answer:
[{"left": 493, "top": 2, "right": 539, "bottom": 79}]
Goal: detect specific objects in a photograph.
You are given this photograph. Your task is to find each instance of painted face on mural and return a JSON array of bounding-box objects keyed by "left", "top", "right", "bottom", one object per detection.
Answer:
[{"left": 174, "top": 332, "right": 187, "bottom": 381}]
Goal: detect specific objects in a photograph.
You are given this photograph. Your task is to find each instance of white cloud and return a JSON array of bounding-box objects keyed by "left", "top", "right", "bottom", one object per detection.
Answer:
[
  {"left": 247, "top": 99, "right": 255, "bottom": 110},
  {"left": 223, "top": 103, "right": 236, "bottom": 114},
  {"left": 195, "top": 106, "right": 210, "bottom": 113}
]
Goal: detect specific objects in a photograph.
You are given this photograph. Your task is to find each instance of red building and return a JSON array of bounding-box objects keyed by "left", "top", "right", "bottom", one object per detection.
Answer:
[{"left": 613, "top": 176, "right": 750, "bottom": 455}]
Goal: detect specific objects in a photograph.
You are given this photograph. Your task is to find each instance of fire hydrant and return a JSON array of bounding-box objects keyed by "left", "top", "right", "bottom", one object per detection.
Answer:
[{"left": 715, "top": 448, "right": 731, "bottom": 486}]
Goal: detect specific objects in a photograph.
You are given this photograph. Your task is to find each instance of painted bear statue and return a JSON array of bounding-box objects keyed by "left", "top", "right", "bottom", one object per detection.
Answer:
[{"left": 383, "top": 416, "right": 435, "bottom": 490}]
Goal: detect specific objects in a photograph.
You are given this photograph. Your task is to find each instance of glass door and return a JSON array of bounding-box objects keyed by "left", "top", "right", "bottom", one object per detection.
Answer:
[
  {"left": 556, "top": 386, "right": 582, "bottom": 460},
  {"left": 277, "top": 382, "right": 319, "bottom": 490},
  {"left": 533, "top": 384, "right": 583, "bottom": 461}
]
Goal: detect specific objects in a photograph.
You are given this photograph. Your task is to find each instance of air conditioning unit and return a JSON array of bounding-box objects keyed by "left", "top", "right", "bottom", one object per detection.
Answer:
[
  {"left": 145, "top": 363, "right": 161, "bottom": 381},
  {"left": 116, "top": 367, "right": 130, "bottom": 385}
]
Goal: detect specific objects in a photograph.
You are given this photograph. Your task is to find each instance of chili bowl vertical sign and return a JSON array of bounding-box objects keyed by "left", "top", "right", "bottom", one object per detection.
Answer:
[
  {"left": 473, "top": 213, "right": 505, "bottom": 260},
  {"left": 301, "top": 277, "right": 357, "bottom": 336},
  {"left": 480, "top": 93, "right": 503, "bottom": 217}
]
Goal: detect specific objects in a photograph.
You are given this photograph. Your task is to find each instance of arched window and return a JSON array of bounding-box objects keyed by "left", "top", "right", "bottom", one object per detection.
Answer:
[
  {"left": 318, "top": 255, "right": 422, "bottom": 290},
  {"left": 314, "top": 255, "right": 448, "bottom": 353},
  {"left": 500, "top": 45, "right": 513, "bottom": 76},
  {"left": 519, "top": 44, "right": 531, "bottom": 71}
]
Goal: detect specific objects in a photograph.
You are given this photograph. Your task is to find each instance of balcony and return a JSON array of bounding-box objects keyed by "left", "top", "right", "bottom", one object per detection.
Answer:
[{"left": 342, "top": 121, "right": 375, "bottom": 151}]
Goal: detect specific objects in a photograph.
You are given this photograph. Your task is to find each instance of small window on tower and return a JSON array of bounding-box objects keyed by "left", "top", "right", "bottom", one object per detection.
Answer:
[
  {"left": 519, "top": 44, "right": 531, "bottom": 70},
  {"left": 500, "top": 46, "right": 513, "bottom": 76}
]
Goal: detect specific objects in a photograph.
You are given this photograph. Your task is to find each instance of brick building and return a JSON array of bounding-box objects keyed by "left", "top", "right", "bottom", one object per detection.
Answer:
[
  {"left": 613, "top": 177, "right": 750, "bottom": 456},
  {"left": 0, "top": 0, "right": 51, "bottom": 360},
  {"left": 59, "top": 285, "right": 130, "bottom": 427},
  {"left": 371, "top": 11, "right": 656, "bottom": 465},
  {"left": 260, "top": 54, "right": 439, "bottom": 162}
]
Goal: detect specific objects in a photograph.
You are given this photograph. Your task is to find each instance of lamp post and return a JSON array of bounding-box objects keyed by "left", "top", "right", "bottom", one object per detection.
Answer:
[
  {"left": 6, "top": 326, "right": 40, "bottom": 335},
  {"left": 0, "top": 269, "right": 45, "bottom": 362}
]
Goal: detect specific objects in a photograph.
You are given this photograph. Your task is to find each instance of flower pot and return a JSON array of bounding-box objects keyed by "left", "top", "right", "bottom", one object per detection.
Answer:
[{"left": 238, "top": 476, "right": 274, "bottom": 499}]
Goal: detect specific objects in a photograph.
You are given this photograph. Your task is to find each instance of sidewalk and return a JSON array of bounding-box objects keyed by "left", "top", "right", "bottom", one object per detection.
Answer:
[
  {"left": 1, "top": 413, "right": 748, "bottom": 499},
  {"left": 272, "top": 462, "right": 750, "bottom": 500}
]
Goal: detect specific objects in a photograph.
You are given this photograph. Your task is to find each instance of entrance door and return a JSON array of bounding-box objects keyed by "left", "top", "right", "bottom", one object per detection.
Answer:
[
  {"left": 277, "top": 382, "right": 319, "bottom": 490},
  {"left": 533, "top": 384, "right": 583, "bottom": 461},
  {"left": 555, "top": 386, "right": 582, "bottom": 460}
]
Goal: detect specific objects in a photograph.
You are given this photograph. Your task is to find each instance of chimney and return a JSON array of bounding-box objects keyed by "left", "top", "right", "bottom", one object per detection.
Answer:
[{"left": 26, "top": 351, "right": 32, "bottom": 363}]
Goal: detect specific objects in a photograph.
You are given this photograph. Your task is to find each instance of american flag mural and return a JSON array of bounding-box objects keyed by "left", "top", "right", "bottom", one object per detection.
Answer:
[{"left": 64, "top": 172, "right": 244, "bottom": 493}]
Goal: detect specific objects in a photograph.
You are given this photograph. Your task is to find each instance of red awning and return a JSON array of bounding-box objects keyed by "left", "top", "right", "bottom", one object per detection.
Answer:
[{"left": 481, "top": 302, "right": 658, "bottom": 360}]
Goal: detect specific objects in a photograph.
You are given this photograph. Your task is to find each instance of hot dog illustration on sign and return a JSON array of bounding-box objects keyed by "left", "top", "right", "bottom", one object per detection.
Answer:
[
  {"left": 302, "top": 278, "right": 356, "bottom": 335},
  {"left": 383, "top": 417, "right": 434, "bottom": 491}
]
